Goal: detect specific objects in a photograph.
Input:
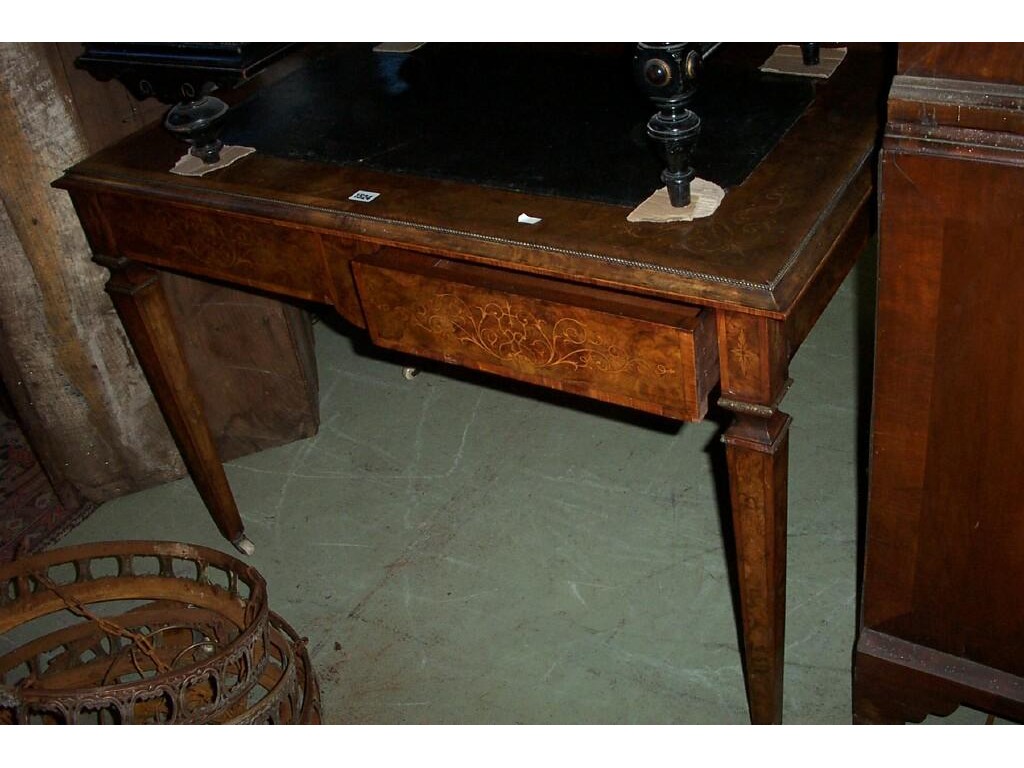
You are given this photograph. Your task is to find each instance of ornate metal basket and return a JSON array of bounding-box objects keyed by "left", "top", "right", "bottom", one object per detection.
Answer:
[
  {"left": 223, "top": 612, "right": 322, "bottom": 724},
  {"left": 0, "top": 540, "right": 319, "bottom": 724}
]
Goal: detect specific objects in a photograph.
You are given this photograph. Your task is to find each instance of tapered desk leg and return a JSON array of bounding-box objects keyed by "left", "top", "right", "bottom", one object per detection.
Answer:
[
  {"left": 717, "top": 311, "right": 792, "bottom": 724},
  {"left": 722, "top": 409, "right": 791, "bottom": 724},
  {"left": 98, "top": 256, "right": 254, "bottom": 555}
]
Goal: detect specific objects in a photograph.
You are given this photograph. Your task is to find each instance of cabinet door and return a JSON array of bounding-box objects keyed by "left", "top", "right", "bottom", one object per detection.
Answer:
[{"left": 863, "top": 147, "right": 1024, "bottom": 675}]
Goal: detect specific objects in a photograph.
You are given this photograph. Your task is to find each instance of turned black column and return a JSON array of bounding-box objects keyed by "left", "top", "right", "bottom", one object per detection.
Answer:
[{"left": 634, "top": 43, "right": 704, "bottom": 207}]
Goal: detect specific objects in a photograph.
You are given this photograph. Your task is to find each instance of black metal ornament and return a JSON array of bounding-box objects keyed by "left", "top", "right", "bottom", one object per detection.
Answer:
[
  {"left": 633, "top": 43, "right": 709, "bottom": 208},
  {"left": 163, "top": 92, "right": 230, "bottom": 164}
]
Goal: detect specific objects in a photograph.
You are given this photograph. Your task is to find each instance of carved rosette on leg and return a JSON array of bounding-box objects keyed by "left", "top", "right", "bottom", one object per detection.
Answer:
[{"left": 634, "top": 43, "right": 706, "bottom": 207}]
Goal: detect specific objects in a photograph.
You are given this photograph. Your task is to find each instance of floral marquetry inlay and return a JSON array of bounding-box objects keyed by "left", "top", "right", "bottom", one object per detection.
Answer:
[
  {"left": 725, "top": 317, "right": 760, "bottom": 377},
  {"left": 353, "top": 259, "right": 710, "bottom": 420},
  {"left": 412, "top": 293, "right": 676, "bottom": 377}
]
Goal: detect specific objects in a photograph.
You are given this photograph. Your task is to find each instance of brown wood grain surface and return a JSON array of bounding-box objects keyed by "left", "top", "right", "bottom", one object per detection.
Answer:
[
  {"left": 862, "top": 151, "right": 1024, "bottom": 660},
  {"left": 58, "top": 45, "right": 886, "bottom": 316},
  {"left": 100, "top": 259, "right": 246, "bottom": 547},
  {"left": 724, "top": 412, "right": 791, "bottom": 725},
  {"left": 354, "top": 250, "right": 718, "bottom": 421},
  {"left": 855, "top": 42, "right": 1024, "bottom": 725},
  {"left": 897, "top": 42, "right": 1024, "bottom": 85}
]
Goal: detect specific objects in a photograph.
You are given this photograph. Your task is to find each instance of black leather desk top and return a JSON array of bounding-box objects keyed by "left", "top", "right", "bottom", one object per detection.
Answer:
[{"left": 222, "top": 43, "right": 815, "bottom": 207}]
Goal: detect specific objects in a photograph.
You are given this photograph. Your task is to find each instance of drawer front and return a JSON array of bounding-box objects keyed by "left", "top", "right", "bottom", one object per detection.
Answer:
[
  {"left": 96, "top": 192, "right": 330, "bottom": 304},
  {"left": 352, "top": 250, "right": 718, "bottom": 421}
]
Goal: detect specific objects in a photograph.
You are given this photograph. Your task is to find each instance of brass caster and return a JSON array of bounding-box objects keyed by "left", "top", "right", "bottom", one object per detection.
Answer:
[
  {"left": 232, "top": 535, "right": 256, "bottom": 556},
  {"left": 402, "top": 366, "right": 420, "bottom": 380}
]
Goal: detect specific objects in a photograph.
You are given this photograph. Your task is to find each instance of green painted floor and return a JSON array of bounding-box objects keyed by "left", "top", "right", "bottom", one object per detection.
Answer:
[{"left": 55, "top": 246, "right": 996, "bottom": 724}]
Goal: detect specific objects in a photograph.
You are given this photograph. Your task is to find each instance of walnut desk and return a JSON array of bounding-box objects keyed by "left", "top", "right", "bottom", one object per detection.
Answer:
[{"left": 57, "top": 45, "right": 885, "bottom": 724}]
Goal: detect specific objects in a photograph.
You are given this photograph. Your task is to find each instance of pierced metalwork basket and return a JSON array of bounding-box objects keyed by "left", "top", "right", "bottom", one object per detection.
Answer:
[{"left": 0, "top": 540, "right": 319, "bottom": 724}]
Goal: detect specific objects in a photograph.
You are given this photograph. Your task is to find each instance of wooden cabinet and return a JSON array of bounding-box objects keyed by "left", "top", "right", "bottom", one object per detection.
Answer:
[{"left": 853, "top": 43, "right": 1024, "bottom": 724}]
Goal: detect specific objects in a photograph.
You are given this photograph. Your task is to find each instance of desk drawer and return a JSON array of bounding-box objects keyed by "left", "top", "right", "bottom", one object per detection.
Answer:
[{"left": 352, "top": 250, "right": 718, "bottom": 421}]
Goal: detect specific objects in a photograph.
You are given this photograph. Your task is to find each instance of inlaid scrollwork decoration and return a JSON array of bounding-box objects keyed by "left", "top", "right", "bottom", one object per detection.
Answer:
[{"left": 413, "top": 293, "right": 676, "bottom": 377}]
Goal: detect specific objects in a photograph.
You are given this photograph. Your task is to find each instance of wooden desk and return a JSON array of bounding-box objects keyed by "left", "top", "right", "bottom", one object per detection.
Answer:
[{"left": 56, "top": 44, "right": 885, "bottom": 724}]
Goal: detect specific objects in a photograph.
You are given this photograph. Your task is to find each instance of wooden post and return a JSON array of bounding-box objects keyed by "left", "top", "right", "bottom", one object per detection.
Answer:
[
  {"left": 0, "top": 42, "right": 184, "bottom": 506},
  {"left": 0, "top": 42, "right": 319, "bottom": 513}
]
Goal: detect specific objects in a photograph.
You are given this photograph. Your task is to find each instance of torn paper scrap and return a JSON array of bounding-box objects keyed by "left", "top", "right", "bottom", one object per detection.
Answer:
[
  {"left": 170, "top": 145, "right": 256, "bottom": 177},
  {"left": 627, "top": 179, "right": 725, "bottom": 223},
  {"left": 759, "top": 45, "right": 847, "bottom": 79}
]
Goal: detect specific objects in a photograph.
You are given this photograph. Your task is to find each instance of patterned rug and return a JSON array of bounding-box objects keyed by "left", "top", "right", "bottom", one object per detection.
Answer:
[{"left": 0, "top": 418, "right": 96, "bottom": 563}]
